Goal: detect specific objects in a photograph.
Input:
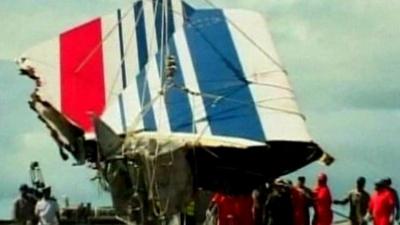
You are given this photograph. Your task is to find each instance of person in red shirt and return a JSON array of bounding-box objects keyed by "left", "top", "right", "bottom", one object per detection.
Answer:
[
  {"left": 292, "top": 176, "right": 314, "bottom": 225},
  {"left": 210, "top": 192, "right": 254, "bottom": 225},
  {"left": 312, "top": 173, "right": 333, "bottom": 225},
  {"left": 383, "top": 178, "right": 399, "bottom": 221},
  {"left": 369, "top": 180, "right": 396, "bottom": 225}
]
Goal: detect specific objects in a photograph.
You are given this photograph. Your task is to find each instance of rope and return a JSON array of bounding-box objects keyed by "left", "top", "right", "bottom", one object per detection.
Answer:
[
  {"left": 139, "top": 0, "right": 159, "bottom": 111},
  {"left": 165, "top": 6, "right": 214, "bottom": 143},
  {"left": 154, "top": 1, "right": 174, "bottom": 216},
  {"left": 121, "top": 91, "right": 164, "bottom": 154},
  {"left": 201, "top": 0, "right": 288, "bottom": 74},
  {"left": 151, "top": 0, "right": 175, "bottom": 218},
  {"left": 73, "top": 4, "right": 135, "bottom": 73},
  {"left": 142, "top": 3, "right": 302, "bottom": 119},
  {"left": 26, "top": 0, "right": 305, "bottom": 139},
  {"left": 171, "top": 83, "right": 305, "bottom": 118},
  {"left": 256, "top": 96, "right": 296, "bottom": 104},
  {"left": 126, "top": 0, "right": 174, "bottom": 219},
  {"left": 246, "top": 80, "right": 293, "bottom": 92},
  {"left": 157, "top": 0, "right": 166, "bottom": 133},
  {"left": 333, "top": 209, "right": 349, "bottom": 219}
]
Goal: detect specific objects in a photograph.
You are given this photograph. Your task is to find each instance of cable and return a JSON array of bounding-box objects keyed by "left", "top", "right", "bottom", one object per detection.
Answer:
[
  {"left": 201, "top": 0, "right": 288, "bottom": 74},
  {"left": 74, "top": 5, "right": 135, "bottom": 74},
  {"left": 172, "top": 82, "right": 305, "bottom": 118}
]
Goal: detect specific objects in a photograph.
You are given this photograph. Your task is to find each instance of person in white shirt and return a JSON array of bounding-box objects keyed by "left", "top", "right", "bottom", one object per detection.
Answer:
[{"left": 35, "top": 187, "right": 60, "bottom": 225}]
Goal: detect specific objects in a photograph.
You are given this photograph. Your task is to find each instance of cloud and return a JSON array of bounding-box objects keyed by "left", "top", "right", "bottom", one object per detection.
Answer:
[
  {"left": 1, "top": 128, "right": 103, "bottom": 195},
  {"left": 0, "top": 0, "right": 129, "bottom": 60},
  {"left": 0, "top": 60, "right": 110, "bottom": 219},
  {"left": 0, "top": 127, "right": 111, "bottom": 218},
  {"left": 1, "top": 0, "right": 400, "bottom": 219},
  {"left": 290, "top": 108, "right": 400, "bottom": 198},
  {"left": 248, "top": 1, "right": 400, "bottom": 113}
]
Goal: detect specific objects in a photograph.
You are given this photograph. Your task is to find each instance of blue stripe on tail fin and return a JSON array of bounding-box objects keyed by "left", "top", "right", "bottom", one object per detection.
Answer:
[
  {"left": 134, "top": 1, "right": 149, "bottom": 69},
  {"left": 183, "top": 9, "right": 266, "bottom": 141},
  {"left": 134, "top": 1, "right": 157, "bottom": 131}
]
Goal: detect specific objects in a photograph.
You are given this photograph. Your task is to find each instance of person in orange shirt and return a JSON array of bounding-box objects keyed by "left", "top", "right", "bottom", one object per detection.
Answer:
[
  {"left": 312, "top": 173, "right": 333, "bottom": 225},
  {"left": 369, "top": 180, "right": 396, "bottom": 225}
]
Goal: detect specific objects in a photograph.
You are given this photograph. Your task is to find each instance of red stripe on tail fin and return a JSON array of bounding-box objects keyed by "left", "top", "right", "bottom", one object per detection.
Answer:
[{"left": 60, "top": 18, "right": 105, "bottom": 131}]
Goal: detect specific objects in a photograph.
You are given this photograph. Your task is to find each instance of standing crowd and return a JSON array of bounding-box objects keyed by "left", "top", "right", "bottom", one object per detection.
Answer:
[
  {"left": 13, "top": 174, "right": 399, "bottom": 225},
  {"left": 203, "top": 173, "right": 399, "bottom": 225},
  {"left": 13, "top": 185, "right": 60, "bottom": 225}
]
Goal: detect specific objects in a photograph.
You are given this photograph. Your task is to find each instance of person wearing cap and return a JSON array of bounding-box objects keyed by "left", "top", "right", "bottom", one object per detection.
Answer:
[
  {"left": 334, "top": 177, "right": 370, "bottom": 225},
  {"left": 35, "top": 187, "right": 60, "bottom": 225},
  {"left": 369, "top": 179, "right": 396, "bottom": 225},
  {"left": 382, "top": 178, "right": 399, "bottom": 221},
  {"left": 292, "top": 176, "right": 313, "bottom": 225},
  {"left": 312, "top": 173, "right": 333, "bottom": 225},
  {"left": 13, "top": 184, "right": 37, "bottom": 225}
]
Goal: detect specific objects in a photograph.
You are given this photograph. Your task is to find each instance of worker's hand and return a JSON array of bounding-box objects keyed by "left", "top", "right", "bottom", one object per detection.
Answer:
[{"left": 333, "top": 200, "right": 340, "bottom": 204}]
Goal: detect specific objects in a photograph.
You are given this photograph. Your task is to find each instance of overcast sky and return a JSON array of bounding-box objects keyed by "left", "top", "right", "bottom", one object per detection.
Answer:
[{"left": 1, "top": 0, "right": 400, "bottom": 220}]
